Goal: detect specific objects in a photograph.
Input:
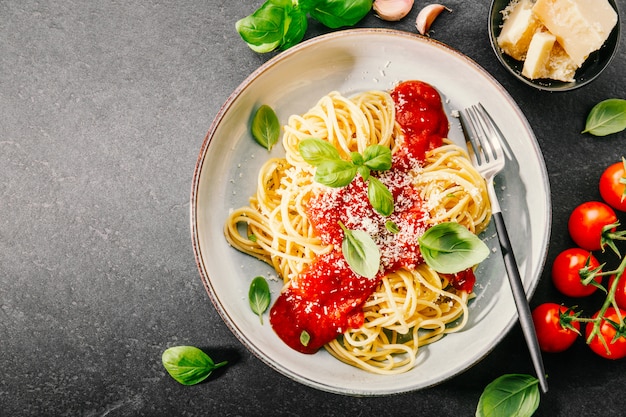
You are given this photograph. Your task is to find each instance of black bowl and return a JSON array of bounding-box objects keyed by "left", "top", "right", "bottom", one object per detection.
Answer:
[{"left": 489, "top": 0, "right": 621, "bottom": 91}]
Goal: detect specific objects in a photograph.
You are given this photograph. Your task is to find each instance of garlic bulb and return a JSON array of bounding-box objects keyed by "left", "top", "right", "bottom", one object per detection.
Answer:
[
  {"left": 373, "top": 0, "right": 414, "bottom": 22},
  {"left": 416, "top": 4, "right": 451, "bottom": 35}
]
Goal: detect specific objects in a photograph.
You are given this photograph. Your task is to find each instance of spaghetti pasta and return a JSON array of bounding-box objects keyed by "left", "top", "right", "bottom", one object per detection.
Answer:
[{"left": 224, "top": 82, "right": 491, "bottom": 374}]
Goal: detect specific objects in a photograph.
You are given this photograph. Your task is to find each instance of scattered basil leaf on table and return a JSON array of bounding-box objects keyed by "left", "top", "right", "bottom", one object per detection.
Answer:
[
  {"left": 249, "top": 276, "right": 271, "bottom": 324},
  {"left": 251, "top": 104, "right": 280, "bottom": 150},
  {"left": 162, "top": 346, "right": 228, "bottom": 386},
  {"left": 582, "top": 98, "right": 626, "bottom": 136},
  {"left": 476, "top": 374, "right": 540, "bottom": 417},
  {"left": 339, "top": 221, "right": 381, "bottom": 279},
  {"left": 236, "top": 0, "right": 372, "bottom": 52},
  {"left": 280, "top": 8, "right": 308, "bottom": 50},
  {"left": 235, "top": 1, "right": 287, "bottom": 53},
  {"left": 309, "top": 0, "right": 373, "bottom": 28},
  {"left": 418, "top": 222, "right": 489, "bottom": 274}
]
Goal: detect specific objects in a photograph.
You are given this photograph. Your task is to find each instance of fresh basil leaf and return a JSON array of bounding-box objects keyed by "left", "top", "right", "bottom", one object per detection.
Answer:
[
  {"left": 162, "top": 346, "right": 228, "bottom": 386},
  {"left": 582, "top": 98, "right": 626, "bottom": 136},
  {"left": 418, "top": 222, "right": 489, "bottom": 274},
  {"left": 385, "top": 220, "right": 400, "bottom": 234},
  {"left": 296, "top": 0, "right": 316, "bottom": 13},
  {"left": 351, "top": 151, "right": 364, "bottom": 166},
  {"left": 314, "top": 160, "right": 357, "bottom": 187},
  {"left": 300, "top": 330, "right": 311, "bottom": 347},
  {"left": 235, "top": 1, "right": 286, "bottom": 53},
  {"left": 368, "top": 176, "right": 394, "bottom": 216},
  {"left": 280, "top": 8, "right": 308, "bottom": 50},
  {"left": 249, "top": 276, "right": 271, "bottom": 324},
  {"left": 363, "top": 145, "right": 392, "bottom": 171},
  {"left": 476, "top": 374, "right": 540, "bottom": 417},
  {"left": 339, "top": 222, "right": 381, "bottom": 279},
  {"left": 357, "top": 165, "right": 370, "bottom": 181},
  {"left": 309, "top": 0, "right": 373, "bottom": 29},
  {"left": 251, "top": 104, "right": 280, "bottom": 151},
  {"left": 299, "top": 137, "right": 342, "bottom": 166}
]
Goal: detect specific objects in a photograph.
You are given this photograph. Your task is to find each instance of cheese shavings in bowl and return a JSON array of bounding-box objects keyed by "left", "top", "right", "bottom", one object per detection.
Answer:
[{"left": 489, "top": 0, "right": 620, "bottom": 91}]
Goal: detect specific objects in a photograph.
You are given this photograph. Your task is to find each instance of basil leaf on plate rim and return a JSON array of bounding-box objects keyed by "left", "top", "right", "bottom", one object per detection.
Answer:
[
  {"left": 251, "top": 104, "right": 280, "bottom": 150},
  {"left": 249, "top": 276, "right": 271, "bottom": 324}
]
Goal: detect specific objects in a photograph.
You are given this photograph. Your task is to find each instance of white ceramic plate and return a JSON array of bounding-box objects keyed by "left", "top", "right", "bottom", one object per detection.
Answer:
[{"left": 191, "top": 29, "right": 551, "bottom": 396}]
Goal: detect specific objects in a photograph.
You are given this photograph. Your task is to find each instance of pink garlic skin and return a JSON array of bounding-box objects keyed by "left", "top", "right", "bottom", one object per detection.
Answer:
[
  {"left": 373, "top": 0, "right": 415, "bottom": 22},
  {"left": 416, "top": 4, "right": 451, "bottom": 35}
]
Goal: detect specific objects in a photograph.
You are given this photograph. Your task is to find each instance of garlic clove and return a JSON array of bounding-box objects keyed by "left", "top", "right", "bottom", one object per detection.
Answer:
[
  {"left": 415, "top": 4, "right": 451, "bottom": 36},
  {"left": 373, "top": 0, "right": 415, "bottom": 22}
]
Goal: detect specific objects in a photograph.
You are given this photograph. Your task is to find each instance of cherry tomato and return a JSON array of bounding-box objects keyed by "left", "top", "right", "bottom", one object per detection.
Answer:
[
  {"left": 609, "top": 272, "right": 626, "bottom": 311},
  {"left": 532, "top": 303, "right": 580, "bottom": 353},
  {"left": 600, "top": 159, "right": 626, "bottom": 212},
  {"left": 568, "top": 201, "right": 618, "bottom": 251},
  {"left": 585, "top": 307, "right": 626, "bottom": 359},
  {"left": 551, "top": 248, "right": 602, "bottom": 297},
  {"left": 444, "top": 268, "right": 476, "bottom": 293}
]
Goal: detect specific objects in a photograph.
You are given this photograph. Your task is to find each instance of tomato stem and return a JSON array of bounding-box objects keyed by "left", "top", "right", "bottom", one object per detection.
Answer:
[{"left": 584, "top": 254, "right": 626, "bottom": 353}]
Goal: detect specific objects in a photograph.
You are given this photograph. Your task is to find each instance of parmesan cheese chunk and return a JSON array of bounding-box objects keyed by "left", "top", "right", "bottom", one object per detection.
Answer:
[
  {"left": 544, "top": 42, "right": 577, "bottom": 82},
  {"left": 497, "top": 0, "right": 541, "bottom": 60},
  {"left": 532, "top": 0, "right": 618, "bottom": 67},
  {"left": 522, "top": 31, "right": 556, "bottom": 79}
]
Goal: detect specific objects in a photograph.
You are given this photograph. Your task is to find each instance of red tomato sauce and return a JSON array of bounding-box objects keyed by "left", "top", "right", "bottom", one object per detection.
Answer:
[
  {"left": 391, "top": 80, "right": 448, "bottom": 171},
  {"left": 269, "top": 80, "right": 456, "bottom": 354}
]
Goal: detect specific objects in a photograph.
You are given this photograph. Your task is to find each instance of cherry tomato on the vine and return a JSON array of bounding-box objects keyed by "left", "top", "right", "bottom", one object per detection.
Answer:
[
  {"left": 532, "top": 303, "right": 580, "bottom": 353},
  {"left": 568, "top": 201, "right": 618, "bottom": 251},
  {"left": 552, "top": 248, "right": 602, "bottom": 297},
  {"left": 585, "top": 307, "right": 626, "bottom": 359},
  {"left": 600, "top": 159, "right": 626, "bottom": 212},
  {"left": 609, "top": 272, "right": 626, "bottom": 311}
]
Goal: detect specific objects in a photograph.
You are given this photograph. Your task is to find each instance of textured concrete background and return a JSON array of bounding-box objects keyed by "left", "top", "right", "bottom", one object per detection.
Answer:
[{"left": 1, "top": 0, "right": 626, "bottom": 415}]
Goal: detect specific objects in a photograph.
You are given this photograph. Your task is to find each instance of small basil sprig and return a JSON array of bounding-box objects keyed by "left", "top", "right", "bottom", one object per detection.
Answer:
[
  {"left": 249, "top": 276, "right": 271, "bottom": 324},
  {"left": 162, "top": 346, "right": 228, "bottom": 386},
  {"left": 299, "top": 138, "right": 394, "bottom": 216},
  {"left": 418, "top": 222, "right": 490, "bottom": 274},
  {"left": 476, "top": 374, "right": 540, "bottom": 417},
  {"left": 582, "top": 98, "right": 626, "bottom": 136},
  {"left": 251, "top": 104, "right": 280, "bottom": 151},
  {"left": 339, "top": 221, "right": 381, "bottom": 279},
  {"left": 236, "top": 0, "right": 372, "bottom": 53}
]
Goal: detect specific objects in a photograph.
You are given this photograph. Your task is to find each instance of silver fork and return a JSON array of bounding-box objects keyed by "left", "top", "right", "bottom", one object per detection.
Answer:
[{"left": 460, "top": 103, "right": 548, "bottom": 394}]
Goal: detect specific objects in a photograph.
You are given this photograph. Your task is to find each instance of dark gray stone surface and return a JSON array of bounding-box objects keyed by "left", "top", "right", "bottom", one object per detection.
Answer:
[{"left": 1, "top": 0, "right": 625, "bottom": 415}]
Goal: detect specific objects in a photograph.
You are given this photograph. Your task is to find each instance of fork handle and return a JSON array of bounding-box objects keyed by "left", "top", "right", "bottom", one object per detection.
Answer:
[{"left": 492, "top": 211, "right": 549, "bottom": 394}]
